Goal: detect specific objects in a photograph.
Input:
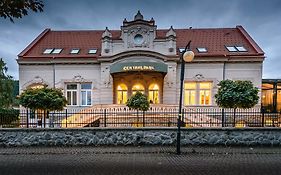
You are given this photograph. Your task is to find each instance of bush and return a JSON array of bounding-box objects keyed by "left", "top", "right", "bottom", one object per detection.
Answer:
[{"left": 0, "top": 108, "right": 20, "bottom": 127}]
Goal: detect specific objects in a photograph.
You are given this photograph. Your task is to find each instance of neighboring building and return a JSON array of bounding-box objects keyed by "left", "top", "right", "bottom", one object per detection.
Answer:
[
  {"left": 18, "top": 11, "right": 265, "bottom": 109},
  {"left": 262, "top": 79, "right": 281, "bottom": 113}
]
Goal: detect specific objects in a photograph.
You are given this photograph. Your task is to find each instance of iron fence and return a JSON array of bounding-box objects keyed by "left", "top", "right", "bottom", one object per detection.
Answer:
[{"left": 1, "top": 107, "right": 280, "bottom": 128}]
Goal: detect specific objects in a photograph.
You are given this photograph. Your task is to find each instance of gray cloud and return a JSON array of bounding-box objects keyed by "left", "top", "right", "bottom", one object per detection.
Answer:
[{"left": 0, "top": 0, "right": 280, "bottom": 79}]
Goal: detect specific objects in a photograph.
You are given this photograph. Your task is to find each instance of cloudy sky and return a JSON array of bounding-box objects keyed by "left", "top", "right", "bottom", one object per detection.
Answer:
[{"left": 0, "top": 0, "right": 280, "bottom": 80}]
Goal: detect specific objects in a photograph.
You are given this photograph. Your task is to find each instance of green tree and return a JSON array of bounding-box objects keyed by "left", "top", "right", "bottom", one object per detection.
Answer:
[
  {"left": 215, "top": 80, "right": 259, "bottom": 125},
  {"left": 18, "top": 87, "right": 67, "bottom": 111},
  {"left": 126, "top": 91, "right": 150, "bottom": 126},
  {"left": 19, "top": 87, "right": 67, "bottom": 127},
  {"left": 0, "top": 58, "right": 14, "bottom": 108},
  {"left": 0, "top": 0, "right": 44, "bottom": 22}
]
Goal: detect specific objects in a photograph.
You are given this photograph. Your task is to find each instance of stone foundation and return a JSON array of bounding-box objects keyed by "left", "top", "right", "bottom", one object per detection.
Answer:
[{"left": 0, "top": 128, "right": 281, "bottom": 147}]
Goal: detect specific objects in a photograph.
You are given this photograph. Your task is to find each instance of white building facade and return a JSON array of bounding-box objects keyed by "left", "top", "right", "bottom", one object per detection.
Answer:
[{"left": 18, "top": 12, "right": 265, "bottom": 109}]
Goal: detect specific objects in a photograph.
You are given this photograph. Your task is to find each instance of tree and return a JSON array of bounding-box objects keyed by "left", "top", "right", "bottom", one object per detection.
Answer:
[
  {"left": 126, "top": 91, "right": 150, "bottom": 126},
  {"left": 0, "top": 0, "right": 44, "bottom": 22},
  {"left": 0, "top": 58, "right": 14, "bottom": 108},
  {"left": 19, "top": 87, "right": 67, "bottom": 127},
  {"left": 19, "top": 87, "right": 67, "bottom": 111},
  {"left": 215, "top": 80, "right": 259, "bottom": 126}
]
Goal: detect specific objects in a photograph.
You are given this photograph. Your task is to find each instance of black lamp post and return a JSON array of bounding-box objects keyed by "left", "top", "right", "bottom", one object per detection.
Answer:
[{"left": 176, "top": 40, "right": 194, "bottom": 155}]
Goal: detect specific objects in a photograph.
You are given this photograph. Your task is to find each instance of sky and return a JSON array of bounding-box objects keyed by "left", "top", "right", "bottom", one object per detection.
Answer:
[{"left": 0, "top": 0, "right": 281, "bottom": 80}]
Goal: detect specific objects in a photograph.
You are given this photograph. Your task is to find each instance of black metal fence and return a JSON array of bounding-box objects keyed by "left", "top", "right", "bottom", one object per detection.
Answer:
[{"left": 1, "top": 107, "right": 280, "bottom": 128}]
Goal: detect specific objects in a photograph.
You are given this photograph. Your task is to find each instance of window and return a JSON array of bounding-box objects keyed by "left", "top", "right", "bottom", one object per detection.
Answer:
[
  {"left": 184, "top": 83, "right": 196, "bottom": 105},
  {"left": 88, "top": 49, "right": 97, "bottom": 54},
  {"left": 66, "top": 84, "right": 78, "bottom": 106},
  {"left": 149, "top": 84, "right": 159, "bottom": 104},
  {"left": 226, "top": 46, "right": 248, "bottom": 52},
  {"left": 132, "top": 84, "right": 144, "bottom": 95},
  {"left": 66, "top": 83, "right": 92, "bottom": 106},
  {"left": 184, "top": 82, "right": 212, "bottom": 105},
  {"left": 236, "top": 46, "right": 247, "bottom": 52},
  {"left": 179, "top": 48, "right": 185, "bottom": 53},
  {"left": 81, "top": 83, "right": 92, "bottom": 106},
  {"left": 226, "top": 46, "right": 238, "bottom": 52},
  {"left": 197, "top": 47, "right": 207, "bottom": 53},
  {"left": 117, "top": 84, "right": 128, "bottom": 104},
  {"left": 70, "top": 49, "right": 80, "bottom": 54},
  {"left": 52, "top": 48, "right": 63, "bottom": 54},
  {"left": 199, "top": 82, "right": 211, "bottom": 105},
  {"left": 43, "top": 48, "right": 53, "bottom": 54}
]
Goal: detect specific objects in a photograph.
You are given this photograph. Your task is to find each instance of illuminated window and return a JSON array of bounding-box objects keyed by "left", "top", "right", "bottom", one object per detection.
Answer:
[
  {"left": 117, "top": 84, "right": 128, "bottom": 104},
  {"left": 184, "top": 82, "right": 196, "bottom": 105},
  {"left": 132, "top": 84, "right": 144, "bottom": 95},
  {"left": 184, "top": 82, "right": 212, "bottom": 106},
  {"left": 28, "top": 83, "right": 45, "bottom": 89},
  {"left": 199, "top": 82, "right": 211, "bottom": 105},
  {"left": 149, "top": 84, "right": 159, "bottom": 104}
]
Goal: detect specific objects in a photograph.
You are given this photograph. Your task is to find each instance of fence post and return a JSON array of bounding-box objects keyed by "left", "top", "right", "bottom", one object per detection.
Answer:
[
  {"left": 43, "top": 110, "right": 46, "bottom": 128},
  {"left": 261, "top": 108, "right": 264, "bottom": 127},
  {"left": 26, "top": 109, "right": 29, "bottom": 128},
  {"left": 65, "top": 108, "right": 68, "bottom": 128},
  {"left": 221, "top": 108, "right": 225, "bottom": 127},
  {"left": 104, "top": 109, "right": 107, "bottom": 127},
  {"left": 142, "top": 111, "right": 145, "bottom": 127}
]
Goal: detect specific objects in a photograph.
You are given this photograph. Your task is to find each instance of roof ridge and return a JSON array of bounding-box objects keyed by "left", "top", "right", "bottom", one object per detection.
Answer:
[
  {"left": 236, "top": 25, "right": 264, "bottom": 55},
  {"left": 18, "top": 29, "right": 51, "bottom": 57}
]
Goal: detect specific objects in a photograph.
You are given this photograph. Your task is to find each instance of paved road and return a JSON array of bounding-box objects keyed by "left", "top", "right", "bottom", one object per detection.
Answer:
[{"left": 0, "top": 146, "right": 281, "bottom": 175}]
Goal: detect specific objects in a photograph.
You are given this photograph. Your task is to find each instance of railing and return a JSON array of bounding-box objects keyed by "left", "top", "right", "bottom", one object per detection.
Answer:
[{"left": 1, "top": 106, "right": 280, "bottom": 128}]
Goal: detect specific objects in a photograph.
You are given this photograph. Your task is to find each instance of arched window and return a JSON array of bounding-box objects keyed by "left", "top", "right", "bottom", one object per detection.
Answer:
[
  {"left": 132, "top": 83, "right": 145, "bottom": 95},
  {"left": 117, "top": 84, "right": 128, "bottom": 104},
  {"left": 149, "top": 84, "right": 159, "bottom": 104},
  {"left": 27, "top": 83, "right": 45, "bottom": 89}
]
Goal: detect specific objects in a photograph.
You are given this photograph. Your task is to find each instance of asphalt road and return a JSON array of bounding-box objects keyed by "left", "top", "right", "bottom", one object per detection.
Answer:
[{"left": 0, "top": 146, "right": 280, "bottom": 175}]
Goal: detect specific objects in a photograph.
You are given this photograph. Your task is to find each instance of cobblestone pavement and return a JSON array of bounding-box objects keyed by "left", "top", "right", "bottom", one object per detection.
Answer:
[{"left": 0, "top": 146, "right": 281, "bottom": 175}]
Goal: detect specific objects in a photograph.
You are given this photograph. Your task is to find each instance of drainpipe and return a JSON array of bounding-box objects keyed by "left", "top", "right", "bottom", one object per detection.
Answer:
[
  {"left": 52, "top": 57, "right": 56, "bottom": 88},
  {"left": 221, "top": 60, "right": 226, "bottom": 127}
]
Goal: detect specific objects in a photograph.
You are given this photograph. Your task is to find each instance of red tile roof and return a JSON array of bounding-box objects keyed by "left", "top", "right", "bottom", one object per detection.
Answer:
[{"left": 18, "top": 26, "right": 264, "bottom": 59}]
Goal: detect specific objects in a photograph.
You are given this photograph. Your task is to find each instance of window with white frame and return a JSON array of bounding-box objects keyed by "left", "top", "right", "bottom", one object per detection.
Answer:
[
  {"left": 66, "top": 84, "right": 78, "bottom": 106},
  {"left": 81, "top": 83, "right": 92, "bottom": 106},
  {"left": 66, "top": 83, "right": 92, "bottom": 106},
  {"left": 184, "top": 82, "right": 212, "bottom": 105}
]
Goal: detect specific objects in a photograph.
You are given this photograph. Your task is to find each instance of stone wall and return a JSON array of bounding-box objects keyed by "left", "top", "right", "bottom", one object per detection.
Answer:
[{"left": 1, "top": 128, "right": 281, "bottom": 147}]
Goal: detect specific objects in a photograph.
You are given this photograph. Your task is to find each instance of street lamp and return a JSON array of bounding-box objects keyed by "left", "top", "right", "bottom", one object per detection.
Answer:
[{"left": 177, "top": 40, "right": 194, "bottom": 155}]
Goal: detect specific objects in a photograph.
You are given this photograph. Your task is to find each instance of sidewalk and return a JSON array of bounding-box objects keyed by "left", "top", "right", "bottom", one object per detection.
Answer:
[
  {"left": 1, "top": 146, "right": 281, "bottom": 155},
  {"left": 0, "top": 146, "right": 281, "bottom": 175}
]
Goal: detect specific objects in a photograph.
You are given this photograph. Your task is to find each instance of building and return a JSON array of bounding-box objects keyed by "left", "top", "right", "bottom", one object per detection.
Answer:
[
  {"left": 262, "top": 79, "right": 281, "bottom": 113},
  {"left": 18, "top": 11, "right": 265, "bottom": 110}
]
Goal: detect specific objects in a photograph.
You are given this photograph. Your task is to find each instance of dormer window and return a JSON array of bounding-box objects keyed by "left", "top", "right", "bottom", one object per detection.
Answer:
[
  {"left": 197, "top": 47, "right": 208, "bottom": 53},
  {"left": 88, "top": 49, "right": 97, "bottom": 54},
  {"left": 43, "top": 48, "right": 53, "bottom": 54},
  {"left": 52, "top": 48, "right": 63, "bottom": 54},
  {"left": 70, "top": 49, "right": 80, "bottom": 54}
]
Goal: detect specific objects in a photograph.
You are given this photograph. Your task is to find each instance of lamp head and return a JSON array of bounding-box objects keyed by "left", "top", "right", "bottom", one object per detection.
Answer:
[{"left": 183, "top": 50, "right": 194, "bottom": 62}]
